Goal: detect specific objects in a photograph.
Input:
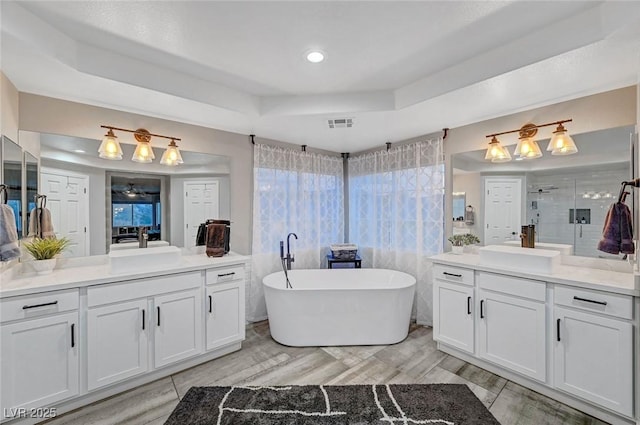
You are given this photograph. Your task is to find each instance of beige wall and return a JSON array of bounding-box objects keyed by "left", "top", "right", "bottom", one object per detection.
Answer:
[
  {"left": 1, "top": 72, "right": 19, "bottom": 142},
  {"left": 443, "top": 85, "right": 638, "bottom": 242},
  {"left": 19, "top": 93, "right": 255, "bottom": 254}
]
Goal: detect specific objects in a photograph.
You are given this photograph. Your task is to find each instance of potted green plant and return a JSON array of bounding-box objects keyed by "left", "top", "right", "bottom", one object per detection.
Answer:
[
  {"left": 22, "top": 237, "right": 72, "bottom": 275},
  {"left": 448, "top": 233, "right": 480, "bottom": 254}
]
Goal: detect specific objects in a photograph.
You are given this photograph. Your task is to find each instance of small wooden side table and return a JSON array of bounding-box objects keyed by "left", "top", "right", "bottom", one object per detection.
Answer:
[{"left": 327, "top": 254, "right": 362, "bottom": 269}]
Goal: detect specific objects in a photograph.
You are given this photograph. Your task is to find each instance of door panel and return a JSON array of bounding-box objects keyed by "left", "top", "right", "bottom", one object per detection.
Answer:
[
  {"left": 1, "top": 312, "right": 79, "bottom": 411},
  {"left": 184, "top": 181, "right": 219, "bottom": 248},
  {"left": 87, "top": 299, "right": 149, "bottom": 390},
  {"left": 206, "top": 282, "right": 243, "bottom": 351},
  {"left": 433, "top": 280, "right": 474, "bottom": 354},
  {"left": 41, "top": 171, "right": 89, "bottom": 257},
  {"left": 478, "top": 289, "right": 546, "bottom": 382},
  {"left": 154, "top": 289, "right": 203, "bottom": 367},
  {"left": 554, "top": 307, "right": 632, "bottom": 416},
  {"left": 484, "top": 178, "right": 522, "bottom": 244}
]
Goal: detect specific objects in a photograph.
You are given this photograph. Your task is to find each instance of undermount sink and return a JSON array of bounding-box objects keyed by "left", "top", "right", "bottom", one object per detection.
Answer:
[
  {"left": 109, "top": 245, "right": 182, "bottom": 274},
  {"left": 109, "top": 240, "right": 170, "bottom": 251},
  {"left": 479, "top": 245, "right": 560, "bottom": 274}
]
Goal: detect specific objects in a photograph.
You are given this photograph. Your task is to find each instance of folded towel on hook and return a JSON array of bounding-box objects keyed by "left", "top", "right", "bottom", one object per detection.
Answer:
[
  {"left": 28, "top": 207, "right": 55, "bottom": 239},
  {"left": 205, "top": 223, "right": 226, "bottom": 257},
  {"left": 0, "top": 204, "right": 21, "bottom": 261},
  {"left": 597, "top": 202, "right": 635, "bottom": 255}
]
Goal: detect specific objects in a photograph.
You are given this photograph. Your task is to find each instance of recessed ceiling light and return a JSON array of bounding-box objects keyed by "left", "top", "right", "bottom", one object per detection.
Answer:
[
  {"left": 306, "top": 51, "right": 325, "bottom": 63},
  {"left": 73, "top": 149, "right": 86, "bottom": 153}
]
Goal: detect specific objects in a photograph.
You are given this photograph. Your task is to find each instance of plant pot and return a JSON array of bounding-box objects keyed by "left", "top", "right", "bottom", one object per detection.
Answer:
[
  {"left": 463, "top": 244, "right": 478, "bottom": 254},
  {"left": 30, "top": 258, "right": 57, "bottom": 275},
  {"left": 451, "top": 245, "right": 464, "bottom": 255}
]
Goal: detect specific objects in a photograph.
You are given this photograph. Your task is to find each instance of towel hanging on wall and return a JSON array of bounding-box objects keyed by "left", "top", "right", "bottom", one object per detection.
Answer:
[
  {"left": 28, "top": 195, "right": 55, "bottom": 239},
  {"left": 465, "top": 205, "right": 475, "bottom": 225},
  {"left": 597, "top": 202, "right": 634, "bottom": 255},
  {"left": 0, "top": 203, "right": 21, "bottom": 261}
]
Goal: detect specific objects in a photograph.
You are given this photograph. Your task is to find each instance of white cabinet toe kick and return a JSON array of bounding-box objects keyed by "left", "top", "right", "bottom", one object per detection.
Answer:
[
  {"left": 0, "top": 262, "right": 247, "bottom": 425},
  {"left": 432, "top": 262, "right": 637, "bottom": 425}
]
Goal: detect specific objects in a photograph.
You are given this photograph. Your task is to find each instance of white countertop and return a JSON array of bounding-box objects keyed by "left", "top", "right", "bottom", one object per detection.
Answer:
[
  {"left": 430, "top": 252, "right": 640, "bottom": 297},
  {"left": 0, "top": 252, "right": 250, "bottom": 299}
]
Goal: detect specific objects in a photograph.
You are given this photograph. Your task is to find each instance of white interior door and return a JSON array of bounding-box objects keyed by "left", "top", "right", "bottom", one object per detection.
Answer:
[
  {"left": 484, "top": 177, "right": 522, "bottom": 245},
  {"left": 184, "top": 181, "right": 219, "bottom": 248},
  {"left": 41, "top": 169, "right": 89, "bottom": 257}
]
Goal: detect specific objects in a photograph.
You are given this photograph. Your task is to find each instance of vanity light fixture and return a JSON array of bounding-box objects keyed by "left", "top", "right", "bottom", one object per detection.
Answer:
[
  {"left": 485, "top": 119, "right": 575, "bottom": 162},
  {"left": 160, "top": 139, "right": 184, "bottom": 166},
  {"left": 131, "top": 129, "right": 155, "bottom": 163},
  {"left": 513, "top": 124, "right": 542, "bottom": 160},
  {"left": 99, "top": 126, "right": 182, "bottom": 165},
  {"left": 484, "top": 136, "right": 512, "bottom": 162},
  {"left": 98, "top": 128, "right": 123, "bottom": 160},
  {"left": 547, "top": 122, "right": 578, "bottom": 155}
]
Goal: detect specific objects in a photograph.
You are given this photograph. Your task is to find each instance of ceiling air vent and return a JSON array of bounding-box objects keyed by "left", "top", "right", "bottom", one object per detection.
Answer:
[{"left": 328, "top": 118, "right": 353, "bottom": 129}]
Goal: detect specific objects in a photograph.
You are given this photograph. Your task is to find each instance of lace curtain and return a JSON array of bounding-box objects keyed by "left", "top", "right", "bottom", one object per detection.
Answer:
[
  {"left": 249, "top": 144, "right": 344, "bottom": 322},
  {"left": 348, "top": 139, "right": 445, "bottom": 325}
]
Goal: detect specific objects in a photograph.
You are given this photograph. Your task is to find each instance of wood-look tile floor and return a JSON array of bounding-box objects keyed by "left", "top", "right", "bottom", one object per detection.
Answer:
[{"left": 46, "top": 322, "right": 609, "bottom": 425}]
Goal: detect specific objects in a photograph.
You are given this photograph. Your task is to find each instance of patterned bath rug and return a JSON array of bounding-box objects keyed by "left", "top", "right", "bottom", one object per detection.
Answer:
[{"left": 164, "top": 384, "right": 501, "bottom": 424}]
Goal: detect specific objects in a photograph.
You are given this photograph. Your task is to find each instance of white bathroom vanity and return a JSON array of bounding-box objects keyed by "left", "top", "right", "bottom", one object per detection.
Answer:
[
  {"left": 431, "top": 248, "right": 639, "bottom": 425},
  {"left": 0, "top": 252, "right": 248, "bottom": 424}
]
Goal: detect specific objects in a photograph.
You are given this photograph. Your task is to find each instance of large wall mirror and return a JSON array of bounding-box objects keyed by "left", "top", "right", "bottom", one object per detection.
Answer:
[
  {"left": 21, "top": 130, "right": 231, "bottom": 257},
  {"left": 2, "top": 136, "right": 25, "bottom": 238},
  {"left": 452, "top": 125, "right": 635, "bottom": 259}
]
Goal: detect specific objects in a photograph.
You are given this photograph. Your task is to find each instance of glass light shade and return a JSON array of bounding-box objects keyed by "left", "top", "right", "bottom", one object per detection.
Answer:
[
  {"left": 547, "top": 128, "right": 578, "bottom": 155},
  {"left": 131, "top": 141, "right": 155, "bottom": 163},
  {"left": 514, "top": 137, "right": 542, "bottom": 159},
  {"left": 484, "top": 137, "right": 512, "bottom": 163},
  {"left": 160, "top": 141, "right": 184, "bottom": 166},
  {"left": 98, "top": 130, "right": 123, "bottom": 160}
]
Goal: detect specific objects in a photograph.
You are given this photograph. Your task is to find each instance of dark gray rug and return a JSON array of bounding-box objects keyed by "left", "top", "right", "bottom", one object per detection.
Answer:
[{"left": 164, "top": 384, "right": 501, "bottom": 424}]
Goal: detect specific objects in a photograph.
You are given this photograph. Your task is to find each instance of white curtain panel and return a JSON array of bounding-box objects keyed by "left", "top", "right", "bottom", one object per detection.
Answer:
[
  {"left": 249, "top": 144, "right": 344, "bottom": 322},
  {"left": 348, "top": 139, "right": 444, "bottom": 326}
]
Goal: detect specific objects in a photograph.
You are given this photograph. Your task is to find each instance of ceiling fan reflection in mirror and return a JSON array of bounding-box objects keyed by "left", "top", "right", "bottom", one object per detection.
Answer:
[{"left": 121, "top": 183, "right": 148, "bottom": 198}]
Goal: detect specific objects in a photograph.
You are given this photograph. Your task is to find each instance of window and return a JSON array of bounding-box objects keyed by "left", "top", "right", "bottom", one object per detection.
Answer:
[
  {"left": 255, "top": 168, "right": 343, "bottom": 252},
  {"left": 348, "top": 141, "right": 444, "bottom": 255},
  {"left": 112, "top": 203, "right": 156, "bottom": 227}
]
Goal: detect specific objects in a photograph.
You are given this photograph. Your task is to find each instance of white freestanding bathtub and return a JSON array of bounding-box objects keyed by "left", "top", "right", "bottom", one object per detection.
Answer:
[{"left": 263, "top": 268, "right": 416, "bottom": 347}]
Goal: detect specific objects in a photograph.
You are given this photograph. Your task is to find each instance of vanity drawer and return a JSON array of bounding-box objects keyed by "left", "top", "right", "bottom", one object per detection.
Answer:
[
  {"left": 478, "top": 272, "right": 545, "bottom": 302},
  {"left": 88, "top": 272, "right": 201, "bottom": 307},
  {"left": 1, "top": 289, "right": 79, "bottom": 323},
  {"left": 206, "top": 264, "right": 245, "bottom": 285},
  {"left": 433, "top": 264, "right": 474, "bottom": 286},
  {"left": 555, "top": 285, "right": 632, "bottom": 320}
]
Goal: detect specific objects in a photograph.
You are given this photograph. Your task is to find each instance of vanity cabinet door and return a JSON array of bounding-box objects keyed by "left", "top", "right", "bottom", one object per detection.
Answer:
[
  {"left": 1, "top": 312, "right": 79, "bottom": 412},
  {"left": 477, "top": 289, "right": 546, "bottom": 382},
  {"left": 87, "top": 299, "right": 149, "bottom": 390},
  {"left": 205, "top": 281, "right": 245, "bottom": 351},
  {"left": 154, "top": 288, "right": 203, "bottom": 368},
  {"left": 554, "top": 307, "right": 632, "bottom": 417},
  {"left": 433, "top": 280, "right": 474, "bottom": 354}
]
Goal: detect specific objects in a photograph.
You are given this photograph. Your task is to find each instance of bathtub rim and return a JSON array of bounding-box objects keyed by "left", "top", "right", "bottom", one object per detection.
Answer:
[{"left": 262, "top": 268, "right": 416, "bottom": 291}]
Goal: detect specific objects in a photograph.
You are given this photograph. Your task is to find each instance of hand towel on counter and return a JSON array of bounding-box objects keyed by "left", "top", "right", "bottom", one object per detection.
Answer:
[
  {"left": 597, "top": 202, "right": 635, "bottom": 255},
  {"left": 0, "top": 204, "right": 20, "bottom": 261},
  {"left": 28, "top": 207, "right": 55, "bottom": 239},
  {"left": 205, "top": 223, "right": 226, "bottom": 257},
  {"left": 196, "top": 219, "right": 231, "bottom": 252}
]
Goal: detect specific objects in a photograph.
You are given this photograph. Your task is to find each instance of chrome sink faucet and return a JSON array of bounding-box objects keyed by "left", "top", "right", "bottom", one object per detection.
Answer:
[
  {"left": 283, "top": 232, "right": 297, "bottom": 270},
  {"left": 138, "top": 227, "right": 149, "bottom": 248}
]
